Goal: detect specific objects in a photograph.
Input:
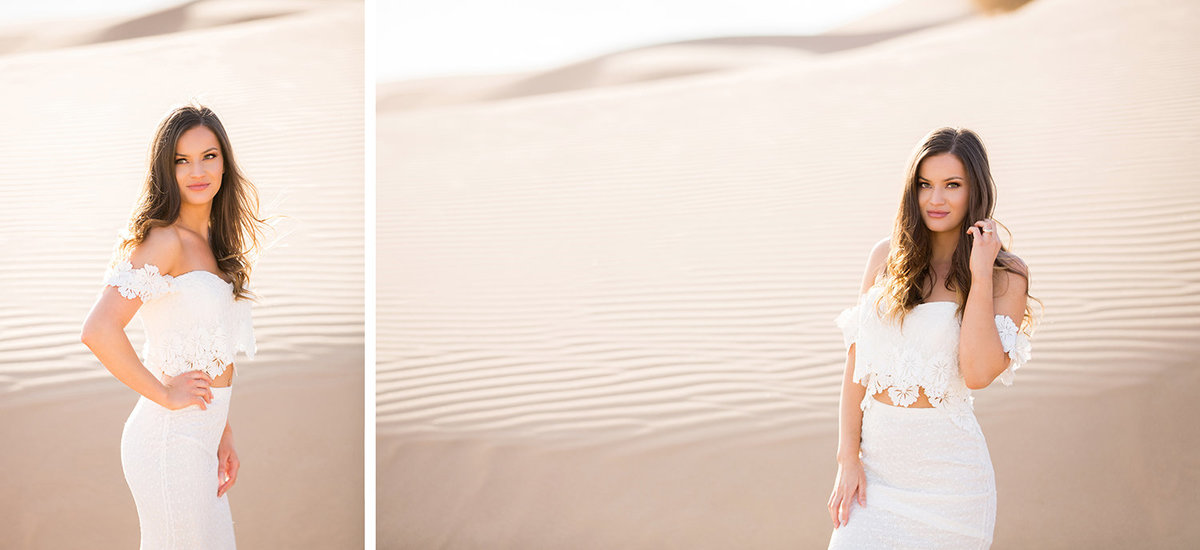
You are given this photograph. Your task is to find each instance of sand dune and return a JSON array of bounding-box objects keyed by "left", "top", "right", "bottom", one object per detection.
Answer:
[
  {"left": 379, "top": 7, "right": 974, "bottom": 112},
  {"left": 0, "top": 2, "right": 364, "bottom": 548},
  {"left": 377, "top": 0, "right": 1200, "bottom": 547},
  {"left": 0, "top": 0, "right": 352, "bottom": 56}
]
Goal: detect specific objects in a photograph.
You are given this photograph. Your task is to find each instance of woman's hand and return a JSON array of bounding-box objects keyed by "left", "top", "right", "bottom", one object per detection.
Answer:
[
  {"left": 217, "top": 425, "right": 239, "bottom": 497},
  {"left": 160, "top": 370, "right": 214, "bottom": 410},
  {"left": 828, "top": 456, "right": 867, "bottom": 529},
  {"left": 966, "top": 218, "right": 1002, "bottom": 279}
]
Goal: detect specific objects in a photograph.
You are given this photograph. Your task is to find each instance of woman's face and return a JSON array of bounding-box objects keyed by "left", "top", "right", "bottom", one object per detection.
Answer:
[
  {"left": 174, "top": 125, "right": 224, "bottom": 206},
  {"left": 916, "top": 152, "right": 969, "bottom": 234}
]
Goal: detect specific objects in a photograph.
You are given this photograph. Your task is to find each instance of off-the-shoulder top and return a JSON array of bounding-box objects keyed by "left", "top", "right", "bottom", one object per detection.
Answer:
[
  {"left": 835, "top": 282, "right": 1031, "bottom": 430},
  {"left": 103, "top": 260, "right": 256, "bottom": 379}
]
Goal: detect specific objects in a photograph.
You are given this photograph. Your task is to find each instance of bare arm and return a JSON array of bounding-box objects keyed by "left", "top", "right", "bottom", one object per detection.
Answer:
[
  {"left": 81, "top": 284, "right": 172, "bottom": 405},
  {"left": 829, "top": 237, "right": 889, "bottom": 528},
  {"left": 80, "top": 227, "right": 213, "bottom": 409},
  {"left": 959, "top": 220, "right": 1029, "bottom": 389},
  {"left": 836, "top": 237, "right": 887, "bottom": 461},
  {"left": 835, "top": 345, "right": 867, "bottom": 462}
]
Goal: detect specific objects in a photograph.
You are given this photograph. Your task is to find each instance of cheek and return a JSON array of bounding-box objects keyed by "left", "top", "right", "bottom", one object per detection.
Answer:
[{"left": 953, "top": 189, "right": 969, "bottom": 208}]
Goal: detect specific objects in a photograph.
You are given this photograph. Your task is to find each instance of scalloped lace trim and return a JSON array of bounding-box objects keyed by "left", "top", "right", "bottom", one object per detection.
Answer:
[
  {"left": 103, "top": 261, "right": 174, "bottom": 301},
  {"left": 994, "top": 314, "right": 1032, "bottom": 386},
  {"left": 143, "top": 326, "right": 255, "bottom": 379}
]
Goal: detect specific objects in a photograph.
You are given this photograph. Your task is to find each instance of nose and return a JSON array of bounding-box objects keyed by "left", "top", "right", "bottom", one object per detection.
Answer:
[
  {"left": 930, "top": 187, "right": 946, "bottom": 206},
  {"left": 189, "top": 161, "right": 205, "bottom": 179}
]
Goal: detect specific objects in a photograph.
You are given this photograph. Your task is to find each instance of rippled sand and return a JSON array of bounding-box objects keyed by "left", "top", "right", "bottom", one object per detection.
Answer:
[
  {"left": 0, "top": 1, "right": 364, "bottom": 547},
  {"left": 377, "top": 0, "right": 1200, "bottom": 547}
]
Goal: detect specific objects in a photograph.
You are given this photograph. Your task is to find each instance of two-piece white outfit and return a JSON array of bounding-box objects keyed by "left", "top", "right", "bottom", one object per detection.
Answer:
[
  {"left": 104, "top": 260, "right": 256, "bottom": 550},
  {"left": 827, "top": 282, "right": 1031, "bottom": 550}
]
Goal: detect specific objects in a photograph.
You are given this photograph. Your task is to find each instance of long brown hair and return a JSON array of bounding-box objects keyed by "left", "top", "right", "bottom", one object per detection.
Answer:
[
  {"left": 115, "top": 103, "right": 266, "bottom": 300},
  {"left": 877, "top": 127, "right": 1036, "bottom": 332}
]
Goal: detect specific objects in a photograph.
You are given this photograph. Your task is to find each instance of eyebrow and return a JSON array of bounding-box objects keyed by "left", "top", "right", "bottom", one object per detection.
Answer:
[
  {"left": 917, "top": 176, "right": 964, "bottom": 182},
  {"left": 175, "top": 147, "right": 219, "bottom": 157}
]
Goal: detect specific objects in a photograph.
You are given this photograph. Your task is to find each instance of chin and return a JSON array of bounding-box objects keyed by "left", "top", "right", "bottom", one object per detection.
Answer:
[
  {"left": 924, "top": 221, "right": 957, "bottom": 234},
  {"left": 183, "top": 194, "right": 217, "bottom": 206}
]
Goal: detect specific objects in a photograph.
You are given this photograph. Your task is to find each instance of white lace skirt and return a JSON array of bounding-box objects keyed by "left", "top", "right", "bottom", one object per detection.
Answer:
[
  {"left": 828, "top": 399, "right": 996, "bottom": 550},
  {"left": 121, "top": 387, "right": 236, "bottom": 549}
]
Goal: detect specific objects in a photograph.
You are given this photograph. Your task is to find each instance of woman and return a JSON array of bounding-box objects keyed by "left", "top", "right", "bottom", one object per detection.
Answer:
[
  {"left": 826, "top": 127, "right": 1034, "bottom": 549},
  {"left": 81, "top": 103, "right": 265, "bottom": 549}
]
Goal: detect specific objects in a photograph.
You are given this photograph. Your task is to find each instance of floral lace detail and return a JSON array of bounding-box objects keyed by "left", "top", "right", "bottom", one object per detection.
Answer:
[
  {"left": 836, "top": 284, "right": 1032, "bottom": 431},
  {"left": 994, "top": 314, "right": 1031, "bottom": 386},
  {"left": 103, "top": 261, "right": 175, "bottom": 301},
  {"left": 144, "top": 325, "right": 234, "bottom": 379}
]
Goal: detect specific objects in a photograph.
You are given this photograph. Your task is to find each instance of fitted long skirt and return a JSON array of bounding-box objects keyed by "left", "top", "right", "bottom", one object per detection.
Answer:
[
  {"left": 827, "top": 400, "right": 996, "bottom": 550},
  {"left": 121, "top": 386, "right": 235, "bottom": 550}
]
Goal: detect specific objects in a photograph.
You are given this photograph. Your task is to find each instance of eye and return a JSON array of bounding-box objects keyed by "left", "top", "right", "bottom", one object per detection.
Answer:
[
  {"left": 947, "top": 182, "right": 960, "bottom": 188},
  {"left": 175, "top": 158, "right": 188, "bottom": 165},
  {"left": 919, "top": 181, "right": 931, "bottom": 189},
  {"left": 204, "top": 152, "right": 219, "bottom": 160}
]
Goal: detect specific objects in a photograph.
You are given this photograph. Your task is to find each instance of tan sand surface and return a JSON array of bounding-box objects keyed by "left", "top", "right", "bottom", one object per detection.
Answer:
[
  {"left": 0, "top": 1, "right": 364, "bottom": 548},
  {"left": 377, "top": 0, "right": 1200, "bottom": 547}
]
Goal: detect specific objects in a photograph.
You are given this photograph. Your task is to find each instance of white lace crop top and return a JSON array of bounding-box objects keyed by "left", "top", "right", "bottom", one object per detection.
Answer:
[
  {"left": 104, "top": 260, "right": 256, "bottom": 379},
  {"left": 836, "top": 282, "right": 1031, "bottom": 428}
]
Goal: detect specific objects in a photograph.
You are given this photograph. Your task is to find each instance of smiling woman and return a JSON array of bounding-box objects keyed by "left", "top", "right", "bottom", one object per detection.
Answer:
[
  {"left": 80, "top": 103, "right": 267, "bottom": 549},
  {"left": 176, "top": 127, "right": 224, "bottom": 199},
  {"left": 827, "top": 127, "right": 1035, "bottom": 549}
]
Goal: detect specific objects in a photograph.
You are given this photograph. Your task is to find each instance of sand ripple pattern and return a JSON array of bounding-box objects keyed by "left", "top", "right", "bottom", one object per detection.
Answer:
[{"left": 379, "top": 0, "right": 1200, "bottom": 547}]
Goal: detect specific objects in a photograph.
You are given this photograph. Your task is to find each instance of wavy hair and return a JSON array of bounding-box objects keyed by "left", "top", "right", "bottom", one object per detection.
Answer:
[
  {"left": 877, "top": 127, "right": 1037, "bottom": 332},
  {"left": 115, "top": 103, "right": 266, "bottom": 300}
]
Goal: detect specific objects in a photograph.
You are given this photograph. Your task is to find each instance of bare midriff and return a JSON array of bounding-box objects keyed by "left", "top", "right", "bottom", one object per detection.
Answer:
[
  {"left": 211, "top": 363, "right": 235, "bottom": 387},
  {"left": 872, "top": 386, "right": 935, "bottom": 408},
  {"left": 162, "top": 363, "right": 235, "bottom": 388}
]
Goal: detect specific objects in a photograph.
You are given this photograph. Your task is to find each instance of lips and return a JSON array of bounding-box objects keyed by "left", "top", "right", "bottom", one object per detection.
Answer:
[
  {"left": 187, "top": 183, "right": 210, "bottom": 191},
  {"left": 927, "top": 211, "right": 949, "bottom": 218}
]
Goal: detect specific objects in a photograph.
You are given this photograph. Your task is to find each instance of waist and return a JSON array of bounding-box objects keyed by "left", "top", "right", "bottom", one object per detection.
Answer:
[
  {"left": 134, "top": 385, "right": 233, "bottom": 416},
  {"left": 872, "top": 387, "right": 934, "bottom": 408},
  {"left": 158, "top": 362, "right": 236, "bottom": 387}
]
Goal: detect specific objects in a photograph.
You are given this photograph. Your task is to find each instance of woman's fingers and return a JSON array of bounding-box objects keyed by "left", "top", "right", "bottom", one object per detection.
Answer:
[
  {"left": 187, "top": 371, "right": 215, "bottom": 403},
  {"left": 192, "top": 387, "right": 213, "bottom": 404},
  {"left": 217, "top": 456, "right": 239, "bottom": 497},
  {"left": 830, "top": 482, "right": 858, "bottom": 528},
  {"left": 186, "top": 370, "right": 215, "bottom": 388},
  {"left": 217, "top": 470, "right": 230, "bottom": 496},
  {"left": 227, "top": 456, "right": 239, "bottom": 486}
]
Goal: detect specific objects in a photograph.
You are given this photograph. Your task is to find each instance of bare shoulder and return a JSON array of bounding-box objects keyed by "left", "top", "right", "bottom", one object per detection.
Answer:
[
  {"left": 993, "top": 252, "right": 1029, "bottom": 324},
  {"left": 859, "top": 236, "right": 891, "bottom": 293},
  {"left": 998, "top": 251, "right": 1029, "bottom": 278},
  {"left": 868, "top": 237, "right": 890, "bottom": 268},
  {"left": 128, "top": 226, "right": 184, "bottom": 273},
  {"left": 995, "top": 252, "right": 1029, "bottom": 297}
]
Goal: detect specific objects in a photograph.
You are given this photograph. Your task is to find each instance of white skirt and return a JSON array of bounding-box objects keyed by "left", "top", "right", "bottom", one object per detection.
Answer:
[
  {"left": 828, "top": 399, "right": 996, "bottom": 550},
  {"left": 121, "top": 386, "right": 236, "bottom": 550}
]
